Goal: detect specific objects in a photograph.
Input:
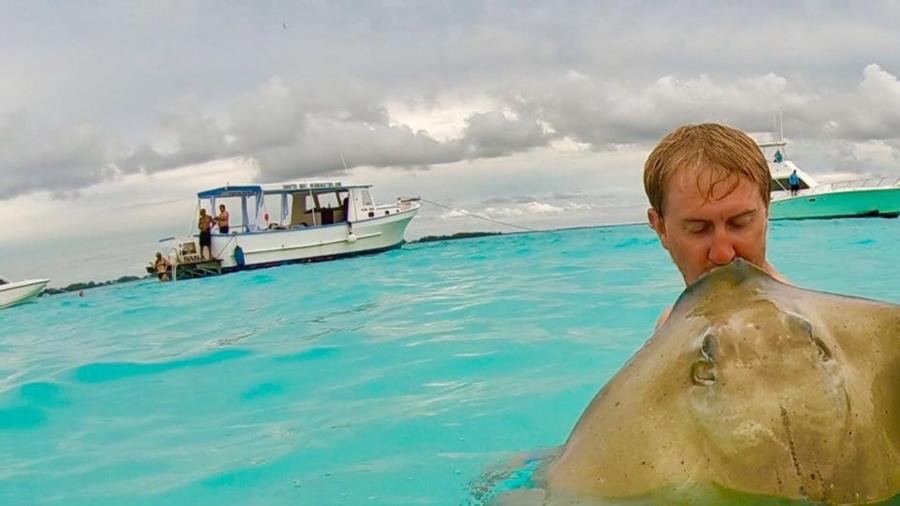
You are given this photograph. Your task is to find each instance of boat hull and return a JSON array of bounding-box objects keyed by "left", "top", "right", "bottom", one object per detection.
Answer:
[
  {"left": 0, "top": 279, "right": 50, "bottom": 309},
  {"left": 207, "top": 206, "right": 417, "bottom": 270},
  {"left": 770, "top": 187, "right": 900, "bottom": 220}
]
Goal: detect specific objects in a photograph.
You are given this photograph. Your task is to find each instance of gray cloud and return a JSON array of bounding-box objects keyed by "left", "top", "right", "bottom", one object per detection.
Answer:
[
  {"left": 460, "top": 111, "right": 550, "bottom": 158},
  {"left": 830, "top": 64, "right": 900, "bottom": 140},
  {"left": 0, "top": 110, "right": 114, "bottom": 199},
  {"left": 116, "top": 101, "right": 231, "bottom": 174},
  {"left": 7, "top": 64, "right": 900, "bottom": 200},
  {"left": 95, "top": 78, "right": 554, "bottom": 188},
  {"left": 482, "top": 195, "right": 542, "bottom": 205},
  {"left": 4, "top": 2, "right": 900, "bottom": 200},
  {"left": 252, "top": 118, "right": 462, "bottom": 179}
]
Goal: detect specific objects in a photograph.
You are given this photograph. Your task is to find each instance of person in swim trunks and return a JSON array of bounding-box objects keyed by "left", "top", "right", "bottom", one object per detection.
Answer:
[
  {"left": 216, "top": 204, "right": 230, "bottom": 234},
  {"left": 154, "top": 251, "right": 171, "bottom": 281},
  {"left": 198, "top": 209, "right": 214, "bottom": 260},
  {"left": 788, "top": 169, "right": 800, "bottom": 196}
]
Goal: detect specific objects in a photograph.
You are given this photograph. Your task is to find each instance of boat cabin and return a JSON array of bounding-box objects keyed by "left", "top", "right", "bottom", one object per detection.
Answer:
[
  {"left": 759, "top": 141, "right": 819, "bottom": 193},
  {"left": 196, "top": 181, "right": 387, "bottom": 234},
  {"left": 769, "top": 160, "right": 817, "bottom": 192}
]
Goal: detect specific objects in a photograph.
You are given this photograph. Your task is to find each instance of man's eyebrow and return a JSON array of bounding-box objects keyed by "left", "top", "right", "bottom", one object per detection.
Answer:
[
  {"left": 728, "top": 209, "right": 758, "bottom": 220},
  {"left": 681, "top": 209, "right": 757, "bottom": 223}
]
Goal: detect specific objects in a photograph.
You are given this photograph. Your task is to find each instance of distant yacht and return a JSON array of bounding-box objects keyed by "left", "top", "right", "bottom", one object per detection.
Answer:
[
  {"left": 0, "top": 275, "right": 50, "bottom": 309},
  {"left": 151, "top": 180, "right": 419, "bottom": 280},
  {"left": 760, "top": 139, "right": 900, "bottom": 221}
]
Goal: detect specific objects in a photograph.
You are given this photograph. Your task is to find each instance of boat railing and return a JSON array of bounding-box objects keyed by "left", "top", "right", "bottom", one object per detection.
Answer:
[{"left": 807, "top": 175, "right": 900, "bottom": 194}]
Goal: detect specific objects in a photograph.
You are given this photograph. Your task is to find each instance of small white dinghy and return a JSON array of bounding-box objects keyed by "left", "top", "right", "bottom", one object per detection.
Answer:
[{"left": 0, "top": 274, "right": 50, "bottom": 309}]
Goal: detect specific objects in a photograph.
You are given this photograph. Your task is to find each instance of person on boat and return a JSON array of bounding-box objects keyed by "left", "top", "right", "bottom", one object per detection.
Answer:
[
  {"left": 644, "top": 123, "right": 785, "bottom": 328},
  {"left": 788, "top": 169, "right": 800, "bottom": 196},
  {"left": 216, "top": 204, "right": 230, "bottom": 234},
  {"left": 154, "top": 252, "right": 172, "bottom": 282},
  {"left": 198, "top": 209, "right": 214, "bottom": 260},
  {"left": 773, "top": 150, "right": 783, "bottom": 163}
]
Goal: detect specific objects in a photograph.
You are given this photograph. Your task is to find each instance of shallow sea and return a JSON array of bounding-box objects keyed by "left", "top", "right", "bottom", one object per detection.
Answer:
[{"left": 1, "top": 219, "right": 899, "bottom": 505}]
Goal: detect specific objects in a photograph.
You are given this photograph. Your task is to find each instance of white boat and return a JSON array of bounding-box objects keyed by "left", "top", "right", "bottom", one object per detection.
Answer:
[
  {"left": 154, "top": 181, "right": 419, "bottom": 279},
  {"left": 761, "top": 139, "right": 900, "bottom": 221},
  {"left": 0, "top": 275, "right": 50, "bottom": 309}
]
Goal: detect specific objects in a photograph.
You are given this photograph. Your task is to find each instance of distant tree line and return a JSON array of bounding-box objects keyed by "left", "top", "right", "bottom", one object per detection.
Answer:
[
  {"left": 412, "top": 231, "right": 502, "bottom": 243},
  {"left": 43, "top": 275, "right": 146, "bottom": 295}
]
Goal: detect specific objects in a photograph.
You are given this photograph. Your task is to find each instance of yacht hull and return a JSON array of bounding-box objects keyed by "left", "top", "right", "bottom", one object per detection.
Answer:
[
  {"left": 207, "top": 206, "right": 417, "bottom": 271},
  {"left": 770, "top": 187, "right": 900, "bottom": 220},
  {"left": 0, "top": 279, "right": 50, "bottom": 309}
]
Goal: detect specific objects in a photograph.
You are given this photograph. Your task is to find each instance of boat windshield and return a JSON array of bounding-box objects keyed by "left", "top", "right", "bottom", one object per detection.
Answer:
[{"left": 0, "top": 276, "right": 8, "bottom": 285}]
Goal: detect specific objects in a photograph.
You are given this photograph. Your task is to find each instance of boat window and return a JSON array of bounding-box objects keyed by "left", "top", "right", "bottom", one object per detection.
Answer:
[
  {"left": 0, "top": 276, "right": 7, "bottom": 285},
  {"left": 317, "top": 192, "right": 339, "bottom": 209},
  {"left": 360, "top": 190, "right": 374, "bottom": 207}
]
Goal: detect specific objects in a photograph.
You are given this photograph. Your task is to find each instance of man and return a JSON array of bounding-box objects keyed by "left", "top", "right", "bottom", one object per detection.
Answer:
[
  {"left": 198, "top": 209, "right": 214, "bottom": 260},
  {"left": 788, "top": 169, "right": 800, "bottom": 196},
  {"left": 154, "top": 251, "right": 172, "bottom": 282},
  {"left": 644, "top": 123, "right": 784, "bottom": 328},
  {"left": 216, "top": 204, "right": 230, "bottom": 234}
]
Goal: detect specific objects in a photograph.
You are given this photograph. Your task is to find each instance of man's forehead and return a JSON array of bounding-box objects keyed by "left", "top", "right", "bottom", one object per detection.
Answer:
[
  {"left": 669, "top": 163, "right": 749, "bottom": 195},
  {"left": 669, "top": 162, "right": 733, "bottom": 185},
  {"left": 664, "top": 165, "right": 762, "bottom": 213}
]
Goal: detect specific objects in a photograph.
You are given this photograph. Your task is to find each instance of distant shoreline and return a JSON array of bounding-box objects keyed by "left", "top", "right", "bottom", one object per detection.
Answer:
[
  {"left": 410, "top": 221, "right": 646, "bottom": 244},
  {"left": 410, "top": 231, "right": 503, "bottom": 243},
  {"left": 44, "top": 276, "right": 146, "bottom": 296}
]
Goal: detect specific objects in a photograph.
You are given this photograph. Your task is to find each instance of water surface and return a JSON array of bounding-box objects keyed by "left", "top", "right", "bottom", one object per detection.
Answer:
[{"left": 1, "top": 219, "right": 898, "bottom": 505}]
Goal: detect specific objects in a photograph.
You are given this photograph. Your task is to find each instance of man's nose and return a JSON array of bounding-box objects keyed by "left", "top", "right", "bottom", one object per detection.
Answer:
[{"left": 708, "top": 230, "right": 736, "bottom": 265}]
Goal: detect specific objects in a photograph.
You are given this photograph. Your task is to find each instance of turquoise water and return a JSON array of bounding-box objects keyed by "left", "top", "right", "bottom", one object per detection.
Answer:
[{"left": 1, "top": 219, "right": 898, "bottom": 505}]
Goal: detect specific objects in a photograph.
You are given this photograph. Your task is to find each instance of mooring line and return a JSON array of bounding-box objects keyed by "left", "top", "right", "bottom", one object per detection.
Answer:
[{"left": 416, "top": 197, "right": 540, "bottom": 232}]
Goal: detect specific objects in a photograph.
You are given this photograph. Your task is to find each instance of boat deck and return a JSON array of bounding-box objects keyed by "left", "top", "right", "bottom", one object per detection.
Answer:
[{"left": 173, "top": 259, "right": 223, "bottom": 280}]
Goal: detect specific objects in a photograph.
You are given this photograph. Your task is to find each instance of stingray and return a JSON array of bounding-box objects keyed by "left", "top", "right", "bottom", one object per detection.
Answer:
[{"left": 531, "top": 259, "right": 899, "bottom": 505}]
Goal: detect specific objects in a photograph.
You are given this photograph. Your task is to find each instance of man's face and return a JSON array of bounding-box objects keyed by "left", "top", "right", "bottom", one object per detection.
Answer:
[{"left": 648, "top": 165, "right": 770, "bottom": 285}]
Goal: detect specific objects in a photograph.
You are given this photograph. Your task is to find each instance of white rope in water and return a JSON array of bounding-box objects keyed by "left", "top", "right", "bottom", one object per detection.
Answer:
[{"left": 417, "top": 198, "right": 539, "bottom": 232}]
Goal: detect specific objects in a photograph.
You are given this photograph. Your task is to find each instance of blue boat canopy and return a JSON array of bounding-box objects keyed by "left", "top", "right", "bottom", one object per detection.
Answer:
[
  {"left": 197, "top": 186, "right": 265, "bottom": 233},
  {"left": 197, "top": 186, "right": 263, "bottom": 199}
]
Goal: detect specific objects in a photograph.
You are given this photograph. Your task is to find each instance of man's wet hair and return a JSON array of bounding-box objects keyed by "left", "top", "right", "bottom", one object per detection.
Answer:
[{"left": 643, "top": 123, "right": 770, "bottom": 215}]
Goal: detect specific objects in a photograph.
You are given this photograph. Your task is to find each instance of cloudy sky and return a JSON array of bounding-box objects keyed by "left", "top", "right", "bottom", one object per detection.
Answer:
[{"left": 3, "top": 1, "right": 900, "bottom": 285}]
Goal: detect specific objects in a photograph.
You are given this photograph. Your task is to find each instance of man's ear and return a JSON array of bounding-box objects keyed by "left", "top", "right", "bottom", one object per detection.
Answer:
[{"left": 647, "top": 207, "right": 669, "bottom": 249}]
